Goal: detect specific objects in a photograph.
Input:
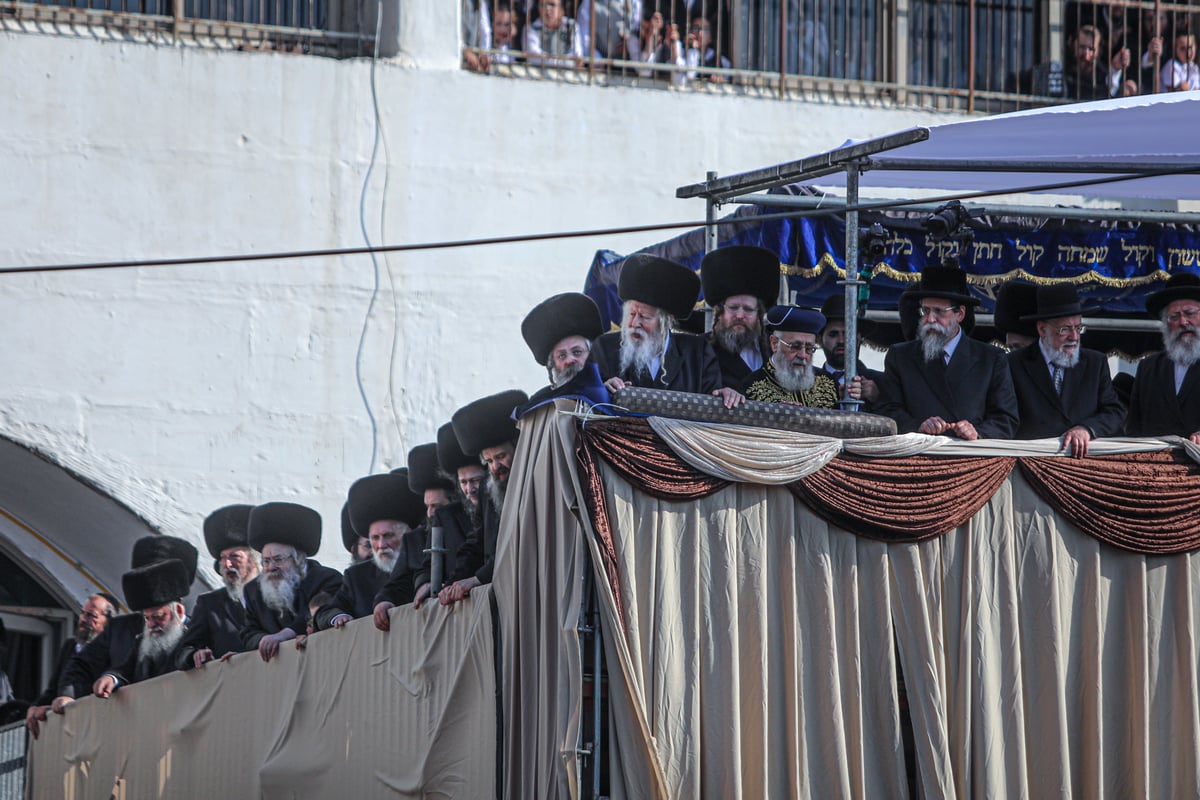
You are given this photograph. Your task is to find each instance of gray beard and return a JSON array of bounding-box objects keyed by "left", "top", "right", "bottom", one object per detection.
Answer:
[
  {"left": 550, "top": 361, "right": 583, "bottom": 388},
  {"left": 618, "top": 327, "right": 665, "bottom": 378},
  {"left": 487, "top": 473, "right": 508, "bottom": 512},
  {"left": 138, "top": 621, "right": 184, "bottom": 662},
  {"left": 714, "top": 322, "right": 758, "bottom": 355},
  {"left": 466, "top": 498, "right": 482, "bottom": 528},
  {"left": 372, "top": 549, "right": 398, "bottom": 574},
  {"left": 260, "top": 568, "right": 302, "bottom": 615},
  {"left": 1165, "top": 326, "right": 1200, "bottom": 367},
  {"left": 223, "top": 571, "right": 250, "bottom": 604},
  {"left": 771, "top": 351, "right": 816, "bottom": 393},
  {"left": 919, "top": 322, "right": 955, "bottom": 362},
  {"left": 1045, "top": 341, "right": 1081, "bottom": 369}
]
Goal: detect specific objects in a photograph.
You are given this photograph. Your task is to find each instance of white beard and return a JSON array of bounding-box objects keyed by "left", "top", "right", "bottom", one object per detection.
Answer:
[
  {"left": 919, "top": 321, "right": 955, "bottom": 362},
  {"left": 260, "top": 568, "right": 302, "bottom": 615},
  {"left": 1165, "top": 325, "right": 1200, "bottom": 367},
  {"left": 372, "top": 549, "right": 398, "bottom": 574},
  {"left": 771, "top": 350, "right": 816, "bottom": 393},
  {"left": 618, "top": 325, "right": 666, "bottom": 378},
  {"left": 223, "top": 570, "right": 250, "bottom": 604},
  {"left": 138, "top": 619, "right": 185, "bottom": 662},
  {"left": 1045, "top": 340, "right": 1081, "bottom": 369}
]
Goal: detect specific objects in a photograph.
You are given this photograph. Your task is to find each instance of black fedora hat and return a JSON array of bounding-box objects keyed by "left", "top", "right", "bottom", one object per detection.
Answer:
[
  {"left": 521, "top": 293, "right": 604, "bottom": 365},
  {"left": 452, "top": 390, "right": 528, "bottom": 457},
  {"left": 122, "top": 558, "right": 190, "bottom": 612},
  {"left": 347, "top": 472, "right": 425, "bottom": 534},
  {"left": 1147, "top": 273, "right": 1200, "bottom": 317},
  {"left": 617, "top": 254, "right": 701, "bottom": 321},
  {"left": 818, "top": 293, "right": 875, "bottom": 335},
  {"left": 906, "top": 266, "right": 980, "bottom": 307},
  {"left": 1020, "top": 284, "right": 1094, "bottom": 322},
  {"left": 131, "top": 535, "right": 198, "bottom": 586},
  {"left": 437, "top": 421, "right": 477, "bottom": 474},
  {"left": 407, "top": 443, "right": 454, "bottom": 494},
  {"left": 248, "top": 502, "right": 322, "bottom": 557},
  {"left": 700, "top": 246, "right": 780, "bottom": 309},
  {"left": 993, "top": 281, "right": 1038, "bottom": 337},
  {"left": 202, "top": 504, "right": 254, "bottom": 559}
]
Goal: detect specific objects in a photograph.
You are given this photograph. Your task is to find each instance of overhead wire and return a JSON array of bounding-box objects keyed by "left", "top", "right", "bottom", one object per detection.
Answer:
[{"left": 4, "top": 166, "right": 1199, "bottom": 276}]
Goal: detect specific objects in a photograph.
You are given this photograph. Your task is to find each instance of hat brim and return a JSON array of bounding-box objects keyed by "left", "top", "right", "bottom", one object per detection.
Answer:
[{"left": 1147, "top": 287, "right": 1200, "bottom": 318}]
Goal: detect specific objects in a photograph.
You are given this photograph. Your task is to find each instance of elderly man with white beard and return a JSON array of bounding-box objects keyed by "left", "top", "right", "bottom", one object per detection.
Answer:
[
  {"left": 1127, "top": 273, "right": 1200, "bottom": 440},
  {"left": 1008, "top": 285, "right": 1123, "bottom": 457},
  {"left": 313, "top": 470, "right": 424, "bottom": 630},
  {"left": 591, "top": 253, "right": 744, "bottom": 408},
  {"left": 700, "top": 245, "right": 779, "bottom": 389},
  {"left": 877, "top": 266, "right": 1019, "bottom": 440},
  {"left": 240, "top": 502, "right": 342, "bottom": 662},
  {"left": 742, "top": 306, "right": 840, "bottom": 406},
  {"left": 93, "top": 558, "right": 192, "bottom": 696},
  {"left": 176, "top": 505, "right": 261, "bottom": 670}
]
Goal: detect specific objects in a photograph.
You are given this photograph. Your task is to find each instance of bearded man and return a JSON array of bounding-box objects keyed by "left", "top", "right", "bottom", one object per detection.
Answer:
[
  {"left": 240, "top": 502, "right": 342, "bottom": 662},
  {"left": 876, "top": 266, "right": 1019, "bottom": 440},
  {"left": 592, "top": 253, "right": 743, "bottom": 407},
  {"left": 1127, "top": 273, "right": 1200, "bottom": 441},
  {"left": 314, "top": 470, "right": 423, "bottom": 631},
  {"left": 1008, "top": 285, "right": 1123, "bottom": 457},
  {"left": 94, "top": 558, "right": 192, "bottom": 695},
  {"left": 26, "top": 592, "right": 116, "bottom": 738},
  {"left": 816, "top": 294, "right": 883, "bottom": 409},
  {"left": 742, "top": 306, "right": 839, "bottom": 407},
  {"left": 176, "top": 505, "right": 262, "bottom": 670},
  {"left": 700, "top": 245, "right": 778, "bottom": 388},
  {"left": 516, "top": 292, "right": 611, "bottom": 418}
]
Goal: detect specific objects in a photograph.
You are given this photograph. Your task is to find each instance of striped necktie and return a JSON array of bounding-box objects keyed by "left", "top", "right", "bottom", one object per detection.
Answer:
[{"left": 1053, "top": 365, "right": 1064, "bottom": 396}]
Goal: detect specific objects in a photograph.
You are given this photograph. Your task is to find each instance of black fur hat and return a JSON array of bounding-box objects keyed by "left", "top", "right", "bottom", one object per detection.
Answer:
[
  {"left": 452, "top": 390, "right": 528, "bottom": 457},
  {"left": 617, "top": 253, "right": 701, "bottom": 321},
  {"left": 437, "top": 421, "right": 477, "bottom": 475},
  {"left": 131, "top": 535, "right": 198, "bottom": 586},
  {"left": 347, "top": 472, "right": 426, "bottom": 535},
  {"left": 339, "top": 502, "right": 359, "bottom": 553},
  {"left": 122, "top": 558, "right": 190, "bottom": 612},
  {"left": 700, "top": 246, "right": 780, "bottom": 309},
  {"left": 408, "top": 443, "right": 454, "bottom": 494},
  {"left": 993, "top": 281, "right": 1038, "bottom": 338},
  {"left": 202, "top": 504, "right": 254, "bottom": 559},
  {"left": 247, "top": 502, "right": 322, "bottom": 557},
  {"left": 522, "top": 293, "right": 604, "bottom": 365}
]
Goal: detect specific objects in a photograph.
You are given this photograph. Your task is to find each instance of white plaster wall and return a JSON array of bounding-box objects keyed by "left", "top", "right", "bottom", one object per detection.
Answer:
[{"left": 0, "top": 29, "right": 965, "bottom": 570}]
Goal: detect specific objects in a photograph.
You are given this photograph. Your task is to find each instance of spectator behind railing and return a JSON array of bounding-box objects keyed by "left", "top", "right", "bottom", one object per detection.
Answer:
[
  {"left": 492, "top": 3, "right": 518, "bottom": 64},
  {"left": 463, "top": 0, "right": 493, "bottom": 72},
  {"left": 1064, "top": 24, "right": 1125, "bottom": 100},
  {"left": 1161, "top": 31, "right": 1199, "bottom": 92},
  {"left": 685, "top": 15, "right": 729, "bottom": 83},
  {"left": 524, "top": 0, "right": 584, "bottom": 68}
]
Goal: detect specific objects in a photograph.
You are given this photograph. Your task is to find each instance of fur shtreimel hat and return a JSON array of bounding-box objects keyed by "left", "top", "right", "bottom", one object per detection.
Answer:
[
  {"left": 347, "top": 472, "right": 426, "bottom": 535},
  {"left": 437, "top": 421, "right": 477, "bottom": 475},
  {"left": 202, "top": 504, "right": 254, "bottom": 559},
  {"left": 993, "top": 281, "right": 1038, "bottom": 338},
  {"left": 700, "top": 246, "right": 780, "bottom": 309},
  {"left": 521, "top": 293, "right": 604, "bottom": 365},
  {"left": 247, "top": 502, "right": 322, "bottom": 558},
  {"left": 407, "top": 443, "right": 454, "bottom": 494},
  {"left": 452, "top": 390, "right": 528, "bottom": 457},
  {"left": 131, "top": 535, "right": 198, "bottom": 586},
  {"left": 339, "top": 502, "right": 359, "bottom": 553},
  {"left": 617, "top": 253, "right": 701, "bottom": 321},
  {"left": 122, "top": 558, "right": 190, "bottom": 612}
]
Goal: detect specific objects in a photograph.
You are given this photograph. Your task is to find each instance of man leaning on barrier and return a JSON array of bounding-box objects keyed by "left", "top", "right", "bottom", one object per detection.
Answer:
[{"left": 1126, "top": 273, "right": 1200, "bottom": 441}]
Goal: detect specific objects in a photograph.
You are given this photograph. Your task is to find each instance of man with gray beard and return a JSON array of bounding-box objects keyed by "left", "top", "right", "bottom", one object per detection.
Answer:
[
  {"left": 314, "top": 470, "right": 424, "bottom": 630},
  {"left": 1008, "top": 285, "right": 1123, "bottom": 456},
  {"left": 515, "top": 293, "right": 612, "bottom": 418},
  {"left": 26, "top": 592, "right": 116, "bottom": 738},
  {"left": 877, "top": 266, "right": 1018, "bottom": 439},
  {"left": 700, "top": 245, "right": 779, "bottom": 388},
  {"left": 93, "top": 558, "right": 192, "bottom": 695},
  {"left": 1127, "top": 273, "right": 1200, "bottom": 441},
  {"left": 176, "top": 505, "right": 262, "bottom": 670},
  {"left": 743, "top": 306, "right": 840, "bottom": 407},
  {"left": 240, "top": 502, "right": 342, "bottom": 662},
  {"left": 592, "top": 253, "right": 742, "bottom": 407}
]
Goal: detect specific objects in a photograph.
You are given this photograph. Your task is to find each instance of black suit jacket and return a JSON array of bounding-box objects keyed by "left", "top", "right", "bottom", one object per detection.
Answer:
[
  {"left": 818, "top": 360, "right": 886, "bottom": 413},
  {"left": 414, "top": 503, "right": 474, "bottom": 592},
  {"left": 877, "top": 336, "right": 1019, "bottom": 438},
  {"left": 175, "top": 589, "right": 247, "bottom": 670},
  {"left": 314, "top": 560, "right": 390, "bottom": 629},
  {"left": 1126, "top": 352, "right": 1200, "bottom": 437},
  {"left": 240, "top": 559, "right": 342, "bottom": 649},
  {"left": 1008, "top": 344, "right": 1124, "bottom": 439},
  {"left": 57, "top": 613, "right": 142, "bottom": 699},
  {"left": 35, "top": 638, "right": 82, "bottom": 705},
  {"left": 592, "top": 331, "right": 722, "bottom": 394},
  {"left": 707, "top": 332, "right": 771, "bottom": 389},
  {"left": 452, "top": 497, "right": 501, "bottom": 585}
]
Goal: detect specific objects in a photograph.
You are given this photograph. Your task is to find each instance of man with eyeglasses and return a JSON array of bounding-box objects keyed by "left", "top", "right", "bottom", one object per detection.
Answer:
[
  {"left": 877, "top": 266, "right": 1018, "bottom": 440},
  {"left": 742, "top": 306, "right": 839, "bottom": 407},
  {"left": 26, "top": 592, "right": 116, "bottom": 738},
  {"left": 240, "top": 502, "right": 341, "bottom": 662},
  {"left": 1007, "top": 285, "right": 1123, "bottom": 457},
  {"left": 1127, "top": 273, "right": 1200, "bottom": 441},
  {"left": 593, "top": 253, "right": 743, "bottom": 407},
  {"left": 700, "top": 246, "right": 779, "bottom": 390},
  {"left": 516, "top": 293, "right": 610, "bottom": 417},
  {"left": 176, "top": 505, "right": 261, "bottom": 670}
]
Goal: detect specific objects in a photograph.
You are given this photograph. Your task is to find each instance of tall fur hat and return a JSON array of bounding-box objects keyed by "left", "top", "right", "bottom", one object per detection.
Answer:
[
  {"left": 122, "top": 558, "right": 190, "bottom": 612},
  {"left": 247, "top": 502, "right": 322, "bottom": 558},
  {"left": 700, "top": 246, "right": 780, "bottom": 308},
  {"left": 131, "top": 535, "right": 198, "bottom": 586},
  {"left": 347, "top": 472, "right": 426, "bottom": 535},
  {"left": 992, "top": 281, "right": 1038, "bottom": 338},
  {"left": 339, "top": 502, "right": 360, "bottom": 553},
  {"left": 521, "top": 293, "right": 604, "bottom": 365},
  {"left": 452, "top": 390, "right": 528, "bottom": 457},
  {"left": 617, "top": 254, "right": 701, "bottom": 321},
  {"left": 202, "top": 504, "right": 254, "bottom": 559},
  {"left": 407, "top": 443, "right": 454, "bottom": 494},
  {"left": 437, "top": 421, "right": 477, "bottom": 475}
]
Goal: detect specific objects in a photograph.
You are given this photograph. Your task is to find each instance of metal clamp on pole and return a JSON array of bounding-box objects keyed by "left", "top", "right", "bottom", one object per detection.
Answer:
[{"left": 425, "top": 525, "right": 446, "bottom": 595}]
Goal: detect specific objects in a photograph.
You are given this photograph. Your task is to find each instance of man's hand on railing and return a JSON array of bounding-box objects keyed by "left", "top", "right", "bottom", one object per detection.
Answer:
[{"left": 25, "top": 704, "right": 50, "bottom": 739}]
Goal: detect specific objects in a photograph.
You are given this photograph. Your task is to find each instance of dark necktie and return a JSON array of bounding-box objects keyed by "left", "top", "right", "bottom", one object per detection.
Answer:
[{"left": 1053, "top": 366, "right": 1064, "bottom": 396}]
